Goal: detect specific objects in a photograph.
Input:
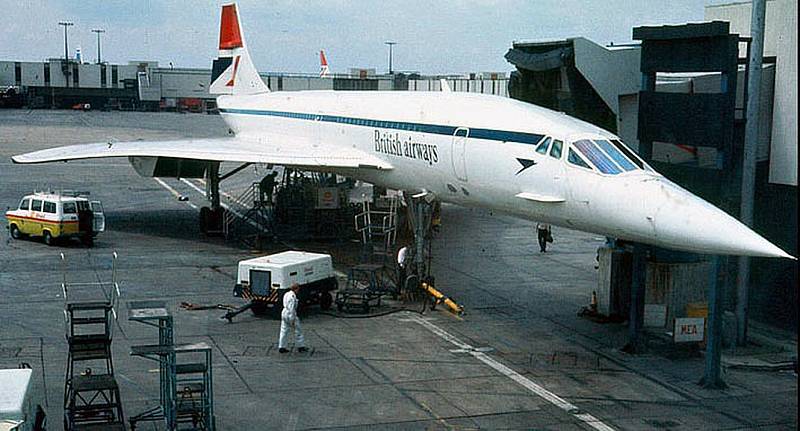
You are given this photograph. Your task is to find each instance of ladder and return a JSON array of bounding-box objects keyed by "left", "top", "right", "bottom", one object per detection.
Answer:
[
  {"left": 222, "top": 182, "right": 275, "bottom": 246},
  {"left": 354, "top": 194, "right": 399, "bottom": 265},
  {"left": 61, "top": 252, "right": 125, "bottom": 430}
]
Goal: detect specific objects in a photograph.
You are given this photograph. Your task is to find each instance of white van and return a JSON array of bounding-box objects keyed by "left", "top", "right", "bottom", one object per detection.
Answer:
[{"left": 6, "top": 191, "right": 105, "bottom": 246}]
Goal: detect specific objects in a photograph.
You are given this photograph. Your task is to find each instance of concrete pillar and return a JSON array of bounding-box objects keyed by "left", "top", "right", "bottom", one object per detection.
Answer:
[
  {"left": 736, "top": 0, "right": 768, "bottom": 346},
  {"left": 701, "top": 256, "right": 727, "bottom": 389},
  {"left": 624, "top": 244, "right": 647, "bottom": 353}
]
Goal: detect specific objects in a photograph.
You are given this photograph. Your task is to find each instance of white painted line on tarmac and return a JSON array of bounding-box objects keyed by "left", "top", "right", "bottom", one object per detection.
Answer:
[
  {"left": 408, "top": 314, "right": 616, "bottom": 431},
  {"left": 154, "top": 178, "right": 198, "bottom": 209}
]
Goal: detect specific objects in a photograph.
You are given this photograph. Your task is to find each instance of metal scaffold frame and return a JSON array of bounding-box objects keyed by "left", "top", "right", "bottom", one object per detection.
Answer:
[{"left": 128, "top": 300, "right": 215, "bottom": 430}]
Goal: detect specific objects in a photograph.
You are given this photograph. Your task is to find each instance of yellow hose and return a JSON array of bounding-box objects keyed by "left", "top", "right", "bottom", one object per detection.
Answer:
[{"left": 421, "top": 282, "right": 464, "bottom": 315}]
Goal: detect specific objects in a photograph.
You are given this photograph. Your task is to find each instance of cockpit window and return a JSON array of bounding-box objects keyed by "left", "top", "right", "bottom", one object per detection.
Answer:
[
  {"left": 594, "top": 140, "right": 637, "bottom": 171},
  {"left": 535, "top": 137, "right": 551, "bottom": 155},
  {"left": 549, "top": 140, "right": 563, "bottom": 159},
  {"left": 572, "top": 140, "right": 622, "bottom": 174},
  {"left": 568, "top": 148, "right": 592, "bottom": 170},
  {"left": 610, "top": 139, "right": 649, "bottom": 170}
]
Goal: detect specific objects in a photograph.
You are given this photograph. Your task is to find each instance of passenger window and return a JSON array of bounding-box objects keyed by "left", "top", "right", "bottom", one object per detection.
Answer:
[
  {"left": 568, "top": 148, "right": 592, "bottom": 170},
  {"left": 549, "top": 140, "right": 563, "bottom": 159},
  {"left": 31, "top": 199, "right": 43, "bottom": 212},
  {"left": 535, "top": 137, "right": 551, "bottom": 155},
  {"left": 63, "top": 202, "right": 77, "bottom": 214},
  {"left": 43, "top": 201, "right": 56, "bottom": 213},
  {"left": 19, "top": 199, "right": 30, "bottom": 210}
]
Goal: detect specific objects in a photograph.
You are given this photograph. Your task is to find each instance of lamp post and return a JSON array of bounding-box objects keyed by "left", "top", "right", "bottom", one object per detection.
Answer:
[
  {"left": 385, "top": 41, "right": 397, "bottom": 74},
  {"left": 92, "top": 29, "right": 105, "bottom": 64},
  {"left": 58, "top": 21, "right": 74, "bottom": 62}
]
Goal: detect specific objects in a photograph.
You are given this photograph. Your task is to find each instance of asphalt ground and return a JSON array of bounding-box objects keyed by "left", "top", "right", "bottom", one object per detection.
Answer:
[{"left": 0, "top": 109, "right": 796, "bottom": 430}]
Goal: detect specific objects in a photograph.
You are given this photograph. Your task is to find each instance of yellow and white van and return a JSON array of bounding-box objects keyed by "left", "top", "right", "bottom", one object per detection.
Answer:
[{"left": 6, "top": 192, "right": 105, "bottom": 246}]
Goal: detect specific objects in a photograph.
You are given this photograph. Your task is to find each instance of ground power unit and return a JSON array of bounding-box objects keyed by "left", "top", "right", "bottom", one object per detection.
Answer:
[{"left": 233, "top": 251, "right": 338, "bottom": 315}]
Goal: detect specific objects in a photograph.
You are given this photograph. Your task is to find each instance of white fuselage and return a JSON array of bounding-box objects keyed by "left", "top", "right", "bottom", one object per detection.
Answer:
[{"left": 215, "top": 90, "right": 789, "bottom": 258}]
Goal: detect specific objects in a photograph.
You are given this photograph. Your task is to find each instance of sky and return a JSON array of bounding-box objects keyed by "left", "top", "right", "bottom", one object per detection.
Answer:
[{"left": 0, "top": 1, "right": 725, "bottom": 75}]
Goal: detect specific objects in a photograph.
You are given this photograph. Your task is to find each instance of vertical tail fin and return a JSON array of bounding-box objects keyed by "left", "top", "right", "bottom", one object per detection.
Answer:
[
  {"left": 210, "top": 3, "right": 269, "bottom": 95},
  {"left": 319, "top": 50, "right": 330, "bottom": 78}
]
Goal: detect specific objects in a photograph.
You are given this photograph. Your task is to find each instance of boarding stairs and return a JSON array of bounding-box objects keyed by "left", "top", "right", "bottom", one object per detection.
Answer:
[
  {"left": 222, "top": 182, "right": 275, "bottom": 247},
  {"left": 61, "top": 252, "right": 125, "bottom": 431}
]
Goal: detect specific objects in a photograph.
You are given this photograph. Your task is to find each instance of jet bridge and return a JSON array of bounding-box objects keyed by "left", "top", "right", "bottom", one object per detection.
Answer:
[{"left": 505, "top": 37, "right": 641, "bottom": 134}]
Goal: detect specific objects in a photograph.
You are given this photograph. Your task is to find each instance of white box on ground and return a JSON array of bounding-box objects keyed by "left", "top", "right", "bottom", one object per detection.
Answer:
[
  {"left": 237, "top": 251, "right": 333, "bottom": 296},
  {"left": 0, "top": 368, "right": 33, "bottom": 431},
  {"left": 674, "top": 317, "right": 705, "bottom": 343}
]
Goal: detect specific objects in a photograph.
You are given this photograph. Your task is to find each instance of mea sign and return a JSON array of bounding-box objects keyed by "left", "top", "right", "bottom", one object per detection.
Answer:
[{"left": 673, "top": 317, "right": 705, "bottom": 343}]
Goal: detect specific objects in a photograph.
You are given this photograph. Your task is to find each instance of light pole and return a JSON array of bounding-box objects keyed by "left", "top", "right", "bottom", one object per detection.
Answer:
[
  {"left": 385, "top": 41, "right": 397, "bottom": 74},
  {"left": 58, "top": 21, "right": 74, "bottom": 62},
  {"left": 92, "top": 29, "right": 105, "bottom": 64}
]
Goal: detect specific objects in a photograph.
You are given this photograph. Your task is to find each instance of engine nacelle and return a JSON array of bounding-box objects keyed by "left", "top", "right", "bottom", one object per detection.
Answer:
[{"left": 128, "top": 157, "right": 208, "bottom": 178}]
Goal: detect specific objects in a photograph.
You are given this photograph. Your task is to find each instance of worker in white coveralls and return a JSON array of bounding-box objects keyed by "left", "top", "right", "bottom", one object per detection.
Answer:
[{"left": 278, "top": 283, "right": 308, "bottom": 353}]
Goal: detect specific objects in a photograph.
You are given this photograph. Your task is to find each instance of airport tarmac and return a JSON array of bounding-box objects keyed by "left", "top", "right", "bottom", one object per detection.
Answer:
[{"left": 0, "top": 109, "right": 796, "bottom": 430}]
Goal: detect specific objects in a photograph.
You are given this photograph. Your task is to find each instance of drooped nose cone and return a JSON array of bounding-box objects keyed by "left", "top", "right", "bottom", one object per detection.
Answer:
[{"left": 645, "top": 177, "right": 794, "bottom": 259}]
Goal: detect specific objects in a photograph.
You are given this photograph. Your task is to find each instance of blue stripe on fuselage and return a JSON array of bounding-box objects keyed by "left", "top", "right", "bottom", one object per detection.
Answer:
[{"left": 220, "top": 108, "right": 544, "bottom": 145}]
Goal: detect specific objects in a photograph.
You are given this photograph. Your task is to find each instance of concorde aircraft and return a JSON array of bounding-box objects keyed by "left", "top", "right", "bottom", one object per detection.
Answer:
[{"left": 11, "top": 3, "right": 793, "bottom": 259}]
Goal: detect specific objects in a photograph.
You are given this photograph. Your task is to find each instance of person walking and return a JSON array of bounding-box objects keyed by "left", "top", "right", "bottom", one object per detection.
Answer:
[
  {"left": 278, "top": 283, "right": 307, "bottom": 353},
  {"left": 536, "top": 223, "right": 552, "bottom": 253}
]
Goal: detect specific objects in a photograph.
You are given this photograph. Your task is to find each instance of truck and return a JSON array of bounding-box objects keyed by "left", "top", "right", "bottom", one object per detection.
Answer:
[
  {"left": 232, "top": 251, "right": 338, "bottom": 316},
  {"left": 6, "top": 191, "right": 105, "bottom": 246}
]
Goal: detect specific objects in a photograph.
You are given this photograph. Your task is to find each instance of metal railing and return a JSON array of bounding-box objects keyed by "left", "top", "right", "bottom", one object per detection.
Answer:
[
  {"left": 61, "top": 251, "right": 121, "bottom": 335},
  {"left": 354, "top": 195, "right": 399, "bottom": 258}
]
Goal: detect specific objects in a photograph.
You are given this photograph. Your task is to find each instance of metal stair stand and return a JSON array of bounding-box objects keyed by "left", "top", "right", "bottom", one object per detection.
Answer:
[
  {"left": 354, "top": 195, "right": 399, "bottom": 267},
  {"left": 128, "top": 301, "right": 215, "bottom": 430},
  {"left": 174, "top": 343, "right": 214, "bottom": 430},
  {"left": 62, "top": 252, "right": 125, "bottom": 430},
  {"left": 222, "top": 182, "right": 275, "bottom": 246}
]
